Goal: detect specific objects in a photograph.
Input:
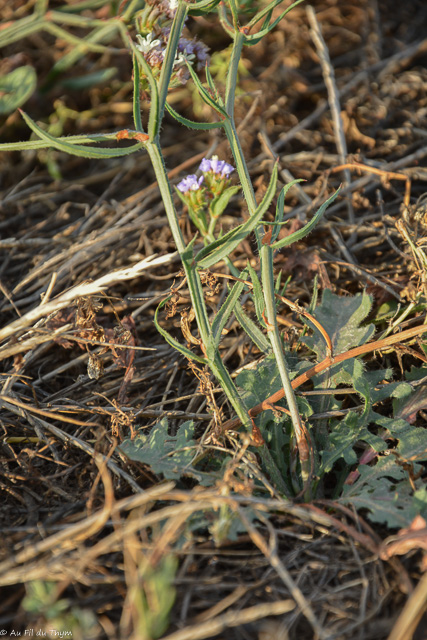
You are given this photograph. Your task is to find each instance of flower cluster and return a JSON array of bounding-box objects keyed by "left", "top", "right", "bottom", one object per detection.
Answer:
[
  {"left": 177, "top": 156, "right": 234, "bottom": 194},
  {"left": 136, "top": 28, "right": 210, "bottom": 85},
  {"left": 176, "top": 156, "right": 236, "bottom": 235},
  {"left": 199, "top": 157, "right": 234, "bottom": 178},
  {"left": 199, "top": 155, "right": 234, "bottom": 197},
  {"left": 177, "top": 174, "right": 204, "bottom": 193}
]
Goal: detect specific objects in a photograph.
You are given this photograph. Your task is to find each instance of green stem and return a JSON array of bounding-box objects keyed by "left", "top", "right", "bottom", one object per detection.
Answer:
[
  {"left": 145, "top": 17, "right": 290, "bottom": 495},
  {"left": 157, "top": 1, "right": 189, "bottom": 124},
  {"left": 146, "top": 143, "right": 251, "bottom": 419},
  {"left": 145, "top": 141, "right": 186, "bottom": 255},
  {"left": 225, "top": 30, "right": 245, "bottom": 116},
  {"left": 223, "top": 119, "right": 257, "bottom": 215},
  {"left": 260, "top": 243, "right": 312, "bottom": 497}
]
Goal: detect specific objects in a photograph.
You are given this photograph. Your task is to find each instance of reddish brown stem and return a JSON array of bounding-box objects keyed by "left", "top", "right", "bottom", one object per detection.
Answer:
[{"left": 222, "top": 322, "right": 427, "bottom": 432}]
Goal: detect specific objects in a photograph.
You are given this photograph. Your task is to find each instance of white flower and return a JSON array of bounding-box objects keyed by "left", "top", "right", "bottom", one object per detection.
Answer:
[
  {"left": 173, "top": 50, "right": 196, "bottom": 68},
  {"left": 136, "top": 33, "right": 161, "bottom": 54},
  {"left": 169, "top": 0, "right": 179, "bottom": 11}
]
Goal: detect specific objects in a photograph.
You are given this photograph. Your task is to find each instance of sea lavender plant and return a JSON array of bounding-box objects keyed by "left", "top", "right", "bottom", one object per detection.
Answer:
[{"left": 7, "top": 0, "right": 339, "bottom": 496}]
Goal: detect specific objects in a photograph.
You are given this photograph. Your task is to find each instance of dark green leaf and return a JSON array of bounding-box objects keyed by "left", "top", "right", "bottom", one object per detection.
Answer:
[
  {"left": 271, "top": 188, "right": 340, "bottom": 250},
  {"left": 19, "top": 110, "right": 143, "bottom": 158},
  {"left": 166, "top": 102, "right": 223, "bottom": 130},
  {"left": 120, "top": 419, "right": 197, "bottom": 480}
]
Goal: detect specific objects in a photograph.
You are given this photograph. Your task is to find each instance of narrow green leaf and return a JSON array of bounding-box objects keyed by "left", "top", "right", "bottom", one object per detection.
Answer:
[
  {"left": 210, "top": 185, "right": 241, "bottom": 219},
  {"left": 246, "top": 0, "right": 306, "bottom": 37},
  {"left": 271, "top": 188, "right": 340, "bottom": 250},
  {"left": 44, "top": 21, "right": 110, "bottom": 55},
  {"left": 185, "top": 271, "right": 213, "bottom": 348},
  {"left": 132, "top": 54, "right": 144, "bottom": 132},
  {"left": 0, "top": 66, "right": 37, "bottom": 115},
  {"left": 246, "top": 0, "right": 288, "bottom": 28},
  {"left": 187, "top": 62, "right": 228, "bottom": 119},
  {"left": 45, "top": 9, "right": 108, "bottom": 25},
  {"left": 234, "top": 304, "right": 270, "bottom": 354},
  {"left": 154, "top": 298, "right": 207, "bottom": 365},
  {"left": 188, "top": 0, "right": 221, "bottom": 14},
  {"left": 165, "top": 102, "right": 223, "bottom": 130},
  {"left": 195, "top": 163, "right": 278, "bottom": 268},
  {"left": 0, "top": 132, "right": 131, "bottom": 152},
  {"left": 0, "top": 15, "right": 44, "bottom": 48},
  {"left": 128, "top": 37, "right": 159, "bottom": 140},
  {"left": 246, "top": 1, "right": 306, "bottom": 46},
  {"left": 247, "top": 263, "right": 265, "bottom": 326},
  {"left": 260, "top": 11, "right": 273, "bottom": 32},
  {"left": 180, "top": 235, "right": 213, "bottom": 346},
  {"left": 59, "top": 67, "right": 117, "bottom": 90},
  {"left": 43, "top": 23, "right": 118, "bottom": 88},
  {"left": 212, "top": 269, "right": 248, "bottom": 344},
  {"left": 52, "top": 0, "right": 107, "bottom": 15},
  {"left": 205, "top": 64, "right": 223, "bottom": 106},
  {"left": 19, "top": 110, "right": 143, "bottom": 158},
  {"left": 194, "top": 225, "right": 243, "bottom": 265},
  {"left": 271, "top": 179, "right": 304, "bottom": 243}
]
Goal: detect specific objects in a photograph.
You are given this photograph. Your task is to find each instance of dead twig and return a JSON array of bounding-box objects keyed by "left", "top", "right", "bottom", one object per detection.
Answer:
[{"left": 222, "top": 322, "right": 427, "bottom": 431}]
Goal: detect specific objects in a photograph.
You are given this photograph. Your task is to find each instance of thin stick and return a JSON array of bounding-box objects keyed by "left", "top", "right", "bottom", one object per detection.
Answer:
[
  {"left": 0, "top": 252, "right": 177, "bottom": 348},
  {"left": 222, "top": 322, "right": 427, "bottom": 431},
  {"left": 307, "top": 5, "right": 353, "bottom": 223},
  {"left": 330, "top": 161, "right": 411, "bottom": 209},
  {"left": 386, "top": 571, "right": 427, "bottom": 640},
  {"left": 0, "top": 397, "right": 143, "bottom": 494}
]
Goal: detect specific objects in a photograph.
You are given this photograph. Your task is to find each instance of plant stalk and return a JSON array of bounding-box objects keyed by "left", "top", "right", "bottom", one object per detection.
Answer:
[{"left": 260, "top": 242, "right": 312, "bottom": 497}]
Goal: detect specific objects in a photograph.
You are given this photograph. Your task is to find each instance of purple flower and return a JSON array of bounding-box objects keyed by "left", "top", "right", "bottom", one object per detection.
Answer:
[
  {"left": 177, "top": 174, "right": 204, "bottom": 193},
  {"left": 199, "top": 158, "right": 212, "bottom": 173},
  {"left": 199, "top": 156, "right": 234, "bottom": 178}
]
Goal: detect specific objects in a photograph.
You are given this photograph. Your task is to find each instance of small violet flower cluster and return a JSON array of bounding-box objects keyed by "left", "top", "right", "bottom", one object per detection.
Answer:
[
  {"left": 136, "top": 28, "right": 210, "bottom": 85},
  {"left": 177, "top": 156, "right": 234, "bottom": 194},
  {"left": 176, "top": 156, "right": 235, "bottom": 234}
]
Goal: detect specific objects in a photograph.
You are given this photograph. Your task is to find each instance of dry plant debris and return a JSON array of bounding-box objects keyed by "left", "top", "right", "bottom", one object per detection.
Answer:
[{"left": 1, "top": 0, "right": 427, "bottom": 638}]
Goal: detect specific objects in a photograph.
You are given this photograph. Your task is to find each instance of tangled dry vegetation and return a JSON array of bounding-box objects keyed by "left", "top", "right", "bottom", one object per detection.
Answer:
[{"left": 1, "top": 0, "right": 427, "bottom": 638}]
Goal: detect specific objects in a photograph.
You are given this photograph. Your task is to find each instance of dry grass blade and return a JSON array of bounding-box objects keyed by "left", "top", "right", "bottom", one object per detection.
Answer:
[
  {"left": 160, "top": 600, "right": 296, "bottom": 640},
  {"left": 387, "top": 572, "right": 427, "bottom": 640},
  {"left": 1, "top": 1, "right": 427, "bottom": 637},
  {"left": 0, "top": 253, "right": 177, "bottom": 346},
  {"left": 306, "top": 4, "right": 353, "bottom": 223}
]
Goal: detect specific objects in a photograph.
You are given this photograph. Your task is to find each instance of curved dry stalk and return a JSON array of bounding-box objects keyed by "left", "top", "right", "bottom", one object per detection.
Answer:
[{"left": 222, "top": 321, "right": 427, "bottom": 431}]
